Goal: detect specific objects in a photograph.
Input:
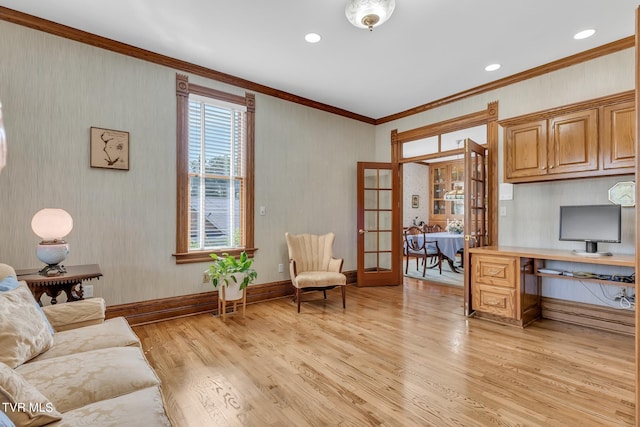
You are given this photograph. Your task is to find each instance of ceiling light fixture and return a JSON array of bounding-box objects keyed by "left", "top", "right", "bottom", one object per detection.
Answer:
[
  {"left": 574, "top": 29, "right": 596, "bottom": 40},
  {"left": 345, "top": 0, "right": 396, "bottom": 31},
  {"left": 305, "top": 33, "right": 322, "bottom": 43},
  {"left": 485, "top": 63, "right": 501, "bottom": 72}
]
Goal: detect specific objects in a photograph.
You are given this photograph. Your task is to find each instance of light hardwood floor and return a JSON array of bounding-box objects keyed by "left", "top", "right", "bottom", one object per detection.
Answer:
[{"left": 134, "top": 279, "right": 635, "bottom": 426}]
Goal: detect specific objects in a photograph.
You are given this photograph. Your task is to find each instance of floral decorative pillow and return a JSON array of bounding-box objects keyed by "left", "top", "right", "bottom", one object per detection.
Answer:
[
  {"left": 0, "top": 284, "right": 54, "bottom": 368},
  {"left": 0, "top": 361, "right": 61, "bottom": 426}
]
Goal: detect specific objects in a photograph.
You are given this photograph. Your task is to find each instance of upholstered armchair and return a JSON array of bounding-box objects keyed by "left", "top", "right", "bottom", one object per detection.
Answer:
[{"left": 285, "top": 232, "right": 347, "bottom": 313}]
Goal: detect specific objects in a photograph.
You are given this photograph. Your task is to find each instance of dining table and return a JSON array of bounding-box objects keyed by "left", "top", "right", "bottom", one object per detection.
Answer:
[{"left": 424, "top": 231, "right": 465, "bottom": 273}]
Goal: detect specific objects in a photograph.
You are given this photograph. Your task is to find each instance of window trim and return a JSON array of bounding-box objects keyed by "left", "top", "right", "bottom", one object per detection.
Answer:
[{"left": 174, "top": 74, "right": 255, "bottom": 264}]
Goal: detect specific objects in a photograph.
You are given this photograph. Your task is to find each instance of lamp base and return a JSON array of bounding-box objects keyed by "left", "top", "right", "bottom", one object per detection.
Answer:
[{"left": 38, "top": 264, "right": 67, "bottom": 277}]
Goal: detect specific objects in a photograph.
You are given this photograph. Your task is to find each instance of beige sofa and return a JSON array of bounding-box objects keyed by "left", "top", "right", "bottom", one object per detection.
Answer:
[{"left": 0, "top": 264, "right": 172, "bottom": 427}]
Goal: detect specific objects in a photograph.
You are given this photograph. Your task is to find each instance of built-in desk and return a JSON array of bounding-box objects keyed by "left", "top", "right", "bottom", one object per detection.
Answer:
[{"left": 468, "top": 246, "right": 635, "bottom": 327}]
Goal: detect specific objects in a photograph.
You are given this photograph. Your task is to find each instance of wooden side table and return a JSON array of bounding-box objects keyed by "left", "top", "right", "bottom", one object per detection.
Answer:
[{"left": 15, "top": 264, "right": 102, "bottom": 306}]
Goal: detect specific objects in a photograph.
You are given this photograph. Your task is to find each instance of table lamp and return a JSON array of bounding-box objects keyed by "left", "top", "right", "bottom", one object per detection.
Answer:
[{"left": 31, "top": 208, "right": 73, "bottom": 276}]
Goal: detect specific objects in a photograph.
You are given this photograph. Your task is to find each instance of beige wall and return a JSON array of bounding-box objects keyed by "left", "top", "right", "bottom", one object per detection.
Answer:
[{"left": 0, "top": 21, "right": 374, "bottom": 305}]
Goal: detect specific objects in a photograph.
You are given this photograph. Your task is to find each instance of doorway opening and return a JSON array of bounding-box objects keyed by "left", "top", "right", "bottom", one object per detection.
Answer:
[
  {"left": 392, "top": 102, "right": 499, "bottom": 301},
  {"left": 402, "top": 126, "right": 486, "bottom": 288}
]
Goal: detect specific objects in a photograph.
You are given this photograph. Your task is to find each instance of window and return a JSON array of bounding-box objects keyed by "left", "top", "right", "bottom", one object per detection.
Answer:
[{"left": 175, "top": 74, "right": 255, "bottom": 263}]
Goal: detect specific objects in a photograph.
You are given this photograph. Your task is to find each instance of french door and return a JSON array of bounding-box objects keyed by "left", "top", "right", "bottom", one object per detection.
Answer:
[
  {"left": 463, "top": 138, "right": 488, "bottom": 316},
  {"left": 356, "top": 162, "right": 401, "bottom": 286}
]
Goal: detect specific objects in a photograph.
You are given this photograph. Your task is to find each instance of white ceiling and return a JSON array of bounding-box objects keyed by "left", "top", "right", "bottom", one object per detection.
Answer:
[{"left": 0, "top": 0, "right": 638, "bottom": 120}]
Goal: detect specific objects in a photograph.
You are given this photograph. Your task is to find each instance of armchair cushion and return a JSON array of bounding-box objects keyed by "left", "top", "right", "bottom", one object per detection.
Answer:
[
  {"left": 0, "top": 283, "right": 53, "bottom": 368},
  {"left": 292, "top": 271, "right": 347, "bottom": 289},
  {"left": 0, "top": 361, "right": 62, "bottom": 426}
]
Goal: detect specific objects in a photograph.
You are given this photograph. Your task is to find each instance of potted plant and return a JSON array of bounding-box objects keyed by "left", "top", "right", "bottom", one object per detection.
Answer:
[{"left": 208, "top": 251, "right": 257, "bottom": 319}]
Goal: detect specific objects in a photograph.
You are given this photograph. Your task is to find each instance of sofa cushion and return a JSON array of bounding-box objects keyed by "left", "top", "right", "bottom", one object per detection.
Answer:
[
  {"left": 0, "top": 362, "right": 62, "bottom": 427},
  {"left": 16, "top": 347, "right": 160, "bottom": 413},
  {"left": 46, "top": 387, "right": 171, "bottom": 427},
  {"left": 0, "top": 284, "right": 54, "bottom": 368},
  {"left": 29, "top": 317, "right": 140, "bottom": 362}
]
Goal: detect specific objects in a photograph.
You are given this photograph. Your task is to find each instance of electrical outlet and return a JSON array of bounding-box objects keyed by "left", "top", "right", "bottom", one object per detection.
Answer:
[
  {"left": 83, "top": 284, "right": 94, "bottom": 298},
  {"left": 202, "top": 271, "right": 209, "bottom": 283},
  {"left": 278, "top": 263, "right": 284, "bottom": 273}
]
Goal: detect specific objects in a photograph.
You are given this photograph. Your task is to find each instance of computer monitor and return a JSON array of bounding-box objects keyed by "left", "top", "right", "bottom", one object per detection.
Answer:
[{"left": 559, "top": 204, "right": 621, "bottom": 256}]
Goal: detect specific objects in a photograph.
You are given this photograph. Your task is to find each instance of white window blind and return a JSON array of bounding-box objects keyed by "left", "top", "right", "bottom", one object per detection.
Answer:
[{"left": 188, "top": 95, "right": 247, "bottom": 251}]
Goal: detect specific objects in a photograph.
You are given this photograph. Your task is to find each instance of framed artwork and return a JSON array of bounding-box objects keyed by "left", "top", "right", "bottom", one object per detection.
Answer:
[
  {"left": 90, "top": 127, "right": 129, "bottom": 170},
  {"left": 411, "top": 195, "right": 419, "bottom": 208}
]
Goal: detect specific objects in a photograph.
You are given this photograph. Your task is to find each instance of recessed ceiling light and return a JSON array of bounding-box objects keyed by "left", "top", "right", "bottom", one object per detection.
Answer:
[
  {"left": 485, "top": 63, "right": 501, "bottom": 72},
  {"left": 574, "top": 29, "right": 596, "bottom": 40},
  {"left": 305, "top": 33, "right": 322, "bottom": 43}
]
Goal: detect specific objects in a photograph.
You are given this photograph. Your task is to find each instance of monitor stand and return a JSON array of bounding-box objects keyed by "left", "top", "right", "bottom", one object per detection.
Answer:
[
  {"left": 572, "top": 241, "right": 612, "bottom": 257},
  {"left": 572, "top": 250, "right": 613, "bottom": 257}
]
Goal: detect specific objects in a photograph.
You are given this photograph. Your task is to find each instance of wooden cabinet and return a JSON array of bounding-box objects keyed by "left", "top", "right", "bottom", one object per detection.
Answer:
[
  {"left": 548, "top": 109, "right": 598, "bottom": 174},
  {"left": 501, "top": 91, "right": 634, "bottom": 183},
  {"left": 504, "top": 120, "right": 546, "bottom": 179},
  {"left": 429, "top": 160, "right": 463, "bottom": 226},
  {"left": 472, "top": 254, "right": 518, "bottom": 319},
  {"left": 471, "top": 252, "right": 540, "bottom": 326},
  {"left": 602, "top": 100, "right": 635, "bottom": 170}
]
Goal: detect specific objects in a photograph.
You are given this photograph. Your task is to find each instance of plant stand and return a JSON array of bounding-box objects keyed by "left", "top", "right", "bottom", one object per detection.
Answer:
[{"left": 218, "top": 284, "right": 247, "bottom": 321}]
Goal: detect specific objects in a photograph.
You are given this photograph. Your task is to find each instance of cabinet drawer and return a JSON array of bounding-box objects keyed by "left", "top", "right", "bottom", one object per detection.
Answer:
[
  {"left": 473, "top": 285, "right": 517, "bottom": 319},
  {"left": 472, "top": 255, "right": 517, "bottom": 288}
]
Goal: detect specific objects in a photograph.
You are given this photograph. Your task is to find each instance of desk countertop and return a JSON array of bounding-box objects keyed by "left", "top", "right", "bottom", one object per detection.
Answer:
[{"left": 468, "top": 246, "right": 635, "bottom": 268}]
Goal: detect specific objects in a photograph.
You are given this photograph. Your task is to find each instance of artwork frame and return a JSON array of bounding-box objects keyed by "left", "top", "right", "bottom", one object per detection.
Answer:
[
  {"left": 411, "top": 195, "right": 419, "bottom": 208},
  {"left": 90, "top": 127, "right": 129, "bottom": 170}
]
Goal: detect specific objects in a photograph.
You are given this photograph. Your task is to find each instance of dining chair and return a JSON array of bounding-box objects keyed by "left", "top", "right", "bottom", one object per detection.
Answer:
[{"left": 403, "top": 226, "right": 443, "bottom": 276}]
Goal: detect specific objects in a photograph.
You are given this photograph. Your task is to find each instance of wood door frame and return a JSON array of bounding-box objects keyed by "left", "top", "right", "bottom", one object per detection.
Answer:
[
  {"left": 634, "top": 5, "right": 639, "bottom": 423},
  {"left": 391, "top": 102, "right": 499, "bottom": 293}
]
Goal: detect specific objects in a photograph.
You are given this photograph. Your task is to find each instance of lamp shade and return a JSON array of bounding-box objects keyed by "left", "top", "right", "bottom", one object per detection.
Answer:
[
  {"left": 345, "top": 0, "right": 396, "bottom": 30},
  {"left": 31, "top": 208, "right": 73, "bottom": 241}
]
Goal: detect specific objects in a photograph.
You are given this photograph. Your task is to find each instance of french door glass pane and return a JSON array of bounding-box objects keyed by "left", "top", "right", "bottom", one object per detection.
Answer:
[
  {"left": 364, "top": 211, "right": 378, "bottom": 230},
  {"left": 379, "top": 170, "right": 392, "bottom": 189},
  {"left": 364, "top": 253, "right": 377, "bottom": 270},
  {"left": 379, "top": 190, "right": 392, "bottom": 210},
  {"left": 379, "top": 211, "right": 392, "bottom": 230},
  {"left": 364, "top": 190, "right": 377, "bottom": 210},
  {"left": 364, "top": 232, "right": 378, "bottom": 252},
  {"left": 379, "top": 232, "right": 392, "bottom": 251}
]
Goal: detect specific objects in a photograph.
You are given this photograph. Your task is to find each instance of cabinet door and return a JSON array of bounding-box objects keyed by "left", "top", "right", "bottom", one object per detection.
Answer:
[
  {"left": 602, "top": 101, "right": 635, "bottom": 170},
  {"left": 548, "top": 109, "right": 598, "bottom": 174},
  {"left": 504, "top": 120, "right": 547, "bottom": 180}
]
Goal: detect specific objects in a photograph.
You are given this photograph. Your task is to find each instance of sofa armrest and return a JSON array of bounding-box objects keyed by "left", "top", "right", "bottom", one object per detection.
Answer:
[{"left": 41, "top": 298, "right": 106, "bottom": 332}]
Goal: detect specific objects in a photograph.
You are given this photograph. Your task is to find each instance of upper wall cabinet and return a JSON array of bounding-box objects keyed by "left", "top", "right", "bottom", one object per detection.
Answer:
[
  {"left": 500, "top": 91, "right": 635, "bottom": 183},
  {"left": 602, "top": 100, "right": 636, "bottom": 171}
]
